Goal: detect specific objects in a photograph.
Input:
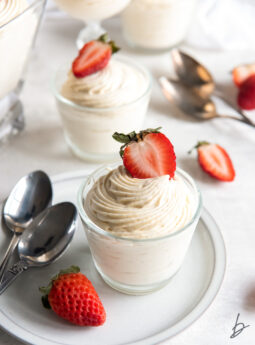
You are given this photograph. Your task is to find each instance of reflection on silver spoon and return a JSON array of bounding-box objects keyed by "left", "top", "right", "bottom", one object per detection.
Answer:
[
  {"left": 170, "top": 49, "right": 254, "bottom": 125},
  {"left": 159, "top": 77, "right": 255, "bottom": 127},
  {"left": 0, "top": 170, "right": 52, "bottom": 282},
  {"left": 0, "top": 202, "right": 77, "bottom": 295}
]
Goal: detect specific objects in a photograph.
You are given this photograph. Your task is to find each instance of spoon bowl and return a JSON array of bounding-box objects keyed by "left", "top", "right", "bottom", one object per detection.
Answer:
[
  {"left": 171, "top": 49, "right": 214, "bottom": 99},
  {"left": 159, "top": 77, "right": 255, "bottom": 126},
  {"left": 0, "top": 171, "right": 52, "bottom": 281},
  {"left": 0, "top": 202, "right": 77, "bottom": 294},
  {"left": 3, "top": 170, "right": 53, "bottom": 232}
]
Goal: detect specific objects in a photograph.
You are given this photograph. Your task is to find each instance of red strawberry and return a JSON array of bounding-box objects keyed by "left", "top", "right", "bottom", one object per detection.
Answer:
[
  {"left": 72, "top": 33, "right": 120, "bottom": 78},
  {"left": 232, "top": 63, "right": 255, "bottom": 87},
  {"left": 40, "top": 266, "right": 106, "bottom": 326},
  {"left": 190, "top": 142, "right": 235, "bottom": 182},
  {"left": 113, "top": 128, "right": 176, "bottom": 179},
  {"left": 237, "top": 75, "right": 255, "bottom": 110}
]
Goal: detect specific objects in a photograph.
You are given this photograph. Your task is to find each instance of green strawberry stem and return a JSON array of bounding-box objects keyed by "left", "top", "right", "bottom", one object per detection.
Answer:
[
  {"left": 39, "top": 265, "right": 80, "bottom": 309},
  {"left": 188, "top": 141, "right": 210, "bottom": 154},
  {"left": 98, "top": 33, "right": 120, "bottom": 54},
  {"left": 113, "top": 127, "right": 162, "bottom": 158}
]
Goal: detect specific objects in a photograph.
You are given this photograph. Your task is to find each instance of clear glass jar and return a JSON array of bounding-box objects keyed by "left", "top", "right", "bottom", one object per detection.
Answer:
[
  {"left": 53, "top": 0, "right": 131, "bottom": 48},
  {"left": 0, "top": 0, "right": 46, "bottom": 144},
  {"left": 53, "top": 57, "right": 152, "bottom": 163},
  {"left": 77, "top": 163, "right": 202, "bottom": 295},
  {"left": 122, "top": 0, "right": 198, "bottom": 52}
]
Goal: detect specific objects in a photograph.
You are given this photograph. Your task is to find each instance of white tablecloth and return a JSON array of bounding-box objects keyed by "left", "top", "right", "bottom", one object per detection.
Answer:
[{"left": 0, "top": 12, "right": 255, "bottom": 345}]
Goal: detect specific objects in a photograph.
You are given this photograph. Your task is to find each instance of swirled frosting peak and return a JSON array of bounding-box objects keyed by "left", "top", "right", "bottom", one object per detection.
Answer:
[
  {"left": 61, "top": 59, "right": 148, "bottom": 108},
  {"left": 85, "top": 166, "right": 197, "bottom": 239},
  {"left": 0, "top": 0, "right": 28, "bottom": 26}
]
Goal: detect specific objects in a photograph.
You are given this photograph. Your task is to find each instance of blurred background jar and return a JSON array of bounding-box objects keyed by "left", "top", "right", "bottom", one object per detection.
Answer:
[
  {"left": 53, "top": 0, "right": 131, "bottom": 48},
  {"left": 0, "top": 0, "right": 46, "bottom": 144},
  {"left": 122, "top": 0, "right": 198, "bottom": 52}
]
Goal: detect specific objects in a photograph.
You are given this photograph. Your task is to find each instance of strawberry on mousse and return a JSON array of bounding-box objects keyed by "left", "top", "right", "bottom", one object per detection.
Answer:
[{"left": 56, "top": 34, "right": 151, "bottom": 159}]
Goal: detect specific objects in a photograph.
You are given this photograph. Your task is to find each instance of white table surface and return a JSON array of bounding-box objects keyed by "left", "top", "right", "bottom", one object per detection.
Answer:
[{"left": 1, "top": 9, "right": 255, "bottom": 345}]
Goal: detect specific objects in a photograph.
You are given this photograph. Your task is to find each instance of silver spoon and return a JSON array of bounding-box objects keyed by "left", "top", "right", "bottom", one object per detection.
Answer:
[
  {"left": 0, "top": 202, "right": 77, "bottom": 295},
  {"left": 159, "top": 77, "right": 255, "bottom": 126},
  {"left": 1, "top": 171, "right": 52, "bottom": 282},
  {"left": 170, "top": 49, "right": 253, "bottom": 125}
]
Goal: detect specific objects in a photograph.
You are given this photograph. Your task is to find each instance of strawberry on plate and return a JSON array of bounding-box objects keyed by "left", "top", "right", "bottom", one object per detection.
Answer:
[
  {"left": 72, "top": 33, "right": 120, "bottom": 78},
  {"left": 113, "top": 127, "right": 176, "bottom": 179},
  {"left": 40, "top": 266, "right": 106, "bottom": 326},
  {"left": 237, "top": 74, "right": 255, "bottom": 110},
  {"left": 190, "top": 141, "right": 235, "bottom": 182},
  {"left": 232, "top": 63, "right": 255, "bottom": 88}
]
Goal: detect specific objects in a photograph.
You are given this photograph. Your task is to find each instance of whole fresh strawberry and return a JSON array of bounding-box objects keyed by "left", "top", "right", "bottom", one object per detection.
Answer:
[
  {"left": 39, "top": 266, "right": 106, "bottom": 326},
  {"left": 232, "top": 63, "right": 255, "bottom": 87},
  {"left": 72, "top": 33, "right": 120, "bottom": 78},
  {"left": 113, "top": 127, "right": 176, "bottom": 179},
  {"left": 189, "top": 141, "right": 235, "bottom": 182},
  {"left": 237, "top": 75, "right": 255, "bottom": 110}
]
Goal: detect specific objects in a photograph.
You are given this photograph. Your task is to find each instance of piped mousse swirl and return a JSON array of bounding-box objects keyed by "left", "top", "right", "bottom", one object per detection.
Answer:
[
  {"left": 61, "top": 59, "right": 148, "bottom": 108},
  {"left": 85, "top": 165, "right": 196, "bottom": 239}
]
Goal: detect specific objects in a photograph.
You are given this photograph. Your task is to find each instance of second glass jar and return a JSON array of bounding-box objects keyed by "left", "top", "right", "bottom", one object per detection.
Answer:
[{"left": 122, "top": 0, "right": 198, "bottom": 52}]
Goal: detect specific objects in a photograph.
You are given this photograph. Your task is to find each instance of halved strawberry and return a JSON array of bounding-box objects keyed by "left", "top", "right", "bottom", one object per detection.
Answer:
[
  {"left": 190, "top": 142, "right": 235, "bottom": 182},
  {"left": 72, "top": 34, "right": 120, "bottom": 78},
  {"left": 232, "top": 63, "right": 255, "bottom": 87},
  {"left": 237, "top": 74, "right": 255, "bottom": 110},
  {"left": 113, "top": 128, "right": 176, "bottom": 179}
]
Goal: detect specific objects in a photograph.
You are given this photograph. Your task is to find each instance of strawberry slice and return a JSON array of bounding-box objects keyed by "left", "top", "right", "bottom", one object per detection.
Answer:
[
  {"left": 237, "top": 74, "right": 255, "bottom": 110},
  {"left": 191, "top": 142, "right": 235, "bottom": 182},
  {"left": 72, "top": 34, "right": 120, "bottom": 78},
  {"left": 232, "top": 63, "right": 255, "bottom": 87},
  {"left": 113, "top": 128, "right": 176, "bottom": 179}
]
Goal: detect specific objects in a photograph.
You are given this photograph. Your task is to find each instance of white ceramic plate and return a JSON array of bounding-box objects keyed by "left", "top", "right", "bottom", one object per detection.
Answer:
[{"left": 0, "top": 170, "right": 226, "bottom": 345}]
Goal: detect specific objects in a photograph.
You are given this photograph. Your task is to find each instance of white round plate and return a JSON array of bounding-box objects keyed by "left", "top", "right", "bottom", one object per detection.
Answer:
[{"left": 0, "top": 170, "right": 226, "bottom": 345}]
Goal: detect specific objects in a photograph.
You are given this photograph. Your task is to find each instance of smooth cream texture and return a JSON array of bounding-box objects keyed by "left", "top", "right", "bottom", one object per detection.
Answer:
[
  {"left": 53, "top": 0, "right": 130, "bottom": 21},
  {"left": 0, "top": 0, "right": 37, "bottom": 99},
  {"left": 122, "top": 0, "right": 198, "bottom": 49},
  {"left": 61, "top": 59, "right": 148, "bottom": 108},
  {"left": 85, "top": 165, "right": 196, "bottom": 239}
]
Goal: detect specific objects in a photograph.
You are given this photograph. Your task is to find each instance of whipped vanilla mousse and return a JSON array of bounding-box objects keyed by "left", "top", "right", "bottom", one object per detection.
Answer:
[
  {"left": 0, "top": 0, "right": 38, "bottom": 99},
  {"left": 77, "top": 128, "right": 201, "bottom": 294},
  {"left": 78, "top": 161, "right": 201, "bottom": 294},
  {"left": 55, "top": 37, "right": 151, "bottom": 161},
  {"left": 122, "top": 0, "right": 198, "bottom": 50}
]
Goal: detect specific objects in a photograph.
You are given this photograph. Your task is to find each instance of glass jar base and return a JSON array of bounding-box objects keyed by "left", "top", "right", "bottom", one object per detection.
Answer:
[
  {"left": 64, "top": 133, "right": 119, "bottom": 163},
  {"left": 95, "top": 262, "right": 179, "bottom": 295},
  {"left": 123, "top": 33, "right": 183, "bottom": 54},
  {"left": 0, "top": 93, "right": 24, "bottom": 145}
]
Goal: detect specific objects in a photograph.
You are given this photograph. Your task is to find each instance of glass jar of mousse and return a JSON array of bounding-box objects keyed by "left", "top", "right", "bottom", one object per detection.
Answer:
[
  {"left": 77, "top": 163, "right": 202, "bottom": 295},
  {"left": 122, "top": 0, "right": 198, "bottom": 52}
]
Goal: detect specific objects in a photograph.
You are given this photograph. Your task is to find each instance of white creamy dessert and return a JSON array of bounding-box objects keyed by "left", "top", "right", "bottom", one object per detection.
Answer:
[
  {"left": 56, "top": 58, "right": 151, "bottom": 159},
  {"left": 122, "top": 0, "right": 198, "bottom": 50},
  {"left": 0, "top": 0, "right": 37, "bottom": 99},
  {"left": 53, "top": 0, "right": 131, "bottom": 21},
  {"left": 81, "top": 165, "right": 201, "bottom": 291}
]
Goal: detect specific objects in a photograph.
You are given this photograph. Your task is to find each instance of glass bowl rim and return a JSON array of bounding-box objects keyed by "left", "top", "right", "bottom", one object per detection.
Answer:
[
  {"left": 52, "top": 55, "right": 152, "bottom": 113},
  {"left": 0, "top": 0, "right": 46, "bottom": 30},
  {"left": 77, "top": 163, "right": 202, "bottom": 242}
]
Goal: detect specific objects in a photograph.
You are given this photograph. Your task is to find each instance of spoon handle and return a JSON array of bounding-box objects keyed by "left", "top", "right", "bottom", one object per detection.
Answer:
[
  {"left": 0, "top": 260, "right": 28, "bottom": 295},
  {"left": 0, "top": 234, "right": 20, "bottom": 283},
  {"left": 214, "top": 90, "right": 255, "bottom": 126},
  {"left": 216, "top": 114, "right": 255, "bottom": 127}
]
